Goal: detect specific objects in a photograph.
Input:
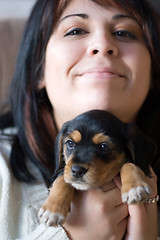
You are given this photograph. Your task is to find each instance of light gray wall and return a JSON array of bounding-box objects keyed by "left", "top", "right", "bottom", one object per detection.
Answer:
[
  {"left": 0, "top": 0, "right": 160, "bottom": 18},
  {"left": 0, "top": 0, "right": 36, "bottom": 18}
]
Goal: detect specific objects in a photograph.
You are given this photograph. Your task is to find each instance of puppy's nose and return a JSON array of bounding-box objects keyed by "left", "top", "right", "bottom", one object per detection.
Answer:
[{"left": 71, "top": 166, "right": 88, "bottom": 178}]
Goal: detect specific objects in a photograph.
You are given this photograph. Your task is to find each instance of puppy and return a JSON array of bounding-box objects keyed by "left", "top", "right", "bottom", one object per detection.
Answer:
[{"left": 39, "top": 110, "right": 157, "bottom": 226}]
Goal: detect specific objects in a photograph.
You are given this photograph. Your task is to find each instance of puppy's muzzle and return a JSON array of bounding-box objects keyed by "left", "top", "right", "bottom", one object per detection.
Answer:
[{"left": 71, "top": 165, "right": 88, "bottom": 178}]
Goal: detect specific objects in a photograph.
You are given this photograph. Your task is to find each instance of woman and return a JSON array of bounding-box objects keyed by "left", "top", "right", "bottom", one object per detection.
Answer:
[{"left": 0, "top": 0, "right": 160, "bottom": 239}]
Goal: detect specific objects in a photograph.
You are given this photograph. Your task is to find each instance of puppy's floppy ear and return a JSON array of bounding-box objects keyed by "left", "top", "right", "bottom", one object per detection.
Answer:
[
  {"left": 126, "top": 123, "right": 157, "bottom": 176},
  {"left": 55, "top": 133, "right": 64, "bottom": 168},
  {"left": 54, "top": 121, "right": 71, "bottom": 172}
]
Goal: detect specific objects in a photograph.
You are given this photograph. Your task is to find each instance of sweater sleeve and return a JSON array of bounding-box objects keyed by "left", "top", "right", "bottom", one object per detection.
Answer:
[
  {"left": 16, "top": 224, "right": 70, "bottom": 240},
  {"left": 0, "top": 135, "right": 70, "bottom": 240}
]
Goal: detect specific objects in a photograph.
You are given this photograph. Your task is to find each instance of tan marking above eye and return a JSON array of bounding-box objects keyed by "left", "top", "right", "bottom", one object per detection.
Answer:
[
  {"left": 69, "top": 130, "right": 81, "bottom": 143},
  {"left": 92, "top": 133, "right": 111, "bottom": 145}
]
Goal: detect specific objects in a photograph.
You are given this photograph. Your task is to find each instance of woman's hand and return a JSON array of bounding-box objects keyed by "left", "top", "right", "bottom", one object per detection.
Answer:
[
  {"left": 63, "top": 178, "right": 128, "bottom": 240},
  {"left": 124, "top": 168, "right": 158, "bottom": 240}
]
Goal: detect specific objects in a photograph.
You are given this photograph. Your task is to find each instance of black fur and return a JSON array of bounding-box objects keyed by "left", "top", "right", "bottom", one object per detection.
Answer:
[{"left": 54, "top": 110, "right": 157, "bottom": 179}]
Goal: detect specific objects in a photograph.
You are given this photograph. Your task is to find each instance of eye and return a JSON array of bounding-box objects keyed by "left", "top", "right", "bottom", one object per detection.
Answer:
[
  {"left": 65, "top": 139, "right": 76, "bottom": 150},
  {"left": 99, "top": 142, "right": 111, "bottom": 153},
  {"left": 113, "top": 30, "right": 136, "bottom": 40},
  {"left": 64, "top": 27, "right": 89, "bottom": 37}
]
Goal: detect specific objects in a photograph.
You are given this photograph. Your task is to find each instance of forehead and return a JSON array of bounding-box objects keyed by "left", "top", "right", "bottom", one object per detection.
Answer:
[
  {"left": 58, "top": 0, "right": 137, "bottom": 19},
  {"left": 60, "top": 0, "right": 126, "bottom": 20}
]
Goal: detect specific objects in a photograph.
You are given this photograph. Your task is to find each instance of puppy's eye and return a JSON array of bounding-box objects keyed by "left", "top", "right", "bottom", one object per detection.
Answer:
[
  {"left": 66, "top": 139, "right": 76, "bottom": 150},
  {"left": 99, "top": 143, "right": 111, "bottom": 152}
]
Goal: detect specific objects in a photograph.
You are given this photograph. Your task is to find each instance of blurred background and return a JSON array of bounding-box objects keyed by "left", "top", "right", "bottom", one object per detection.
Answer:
[
  {"left": 0, "top": 0, "right": 36, "bottom": 18},
  {"left": 0, "top": 0, "right": 160, "bottom": 110}
]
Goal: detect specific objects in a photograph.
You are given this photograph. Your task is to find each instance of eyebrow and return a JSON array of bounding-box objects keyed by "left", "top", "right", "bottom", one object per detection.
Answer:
[
  {"left": 59, "top": 13, "right": 138, "bottom": 25},
  {"left": 112, "top": 14, "right": 137, "bottom": 22},
  {"left": 59, "top": 13, "right": 89, "bottom": 23}
]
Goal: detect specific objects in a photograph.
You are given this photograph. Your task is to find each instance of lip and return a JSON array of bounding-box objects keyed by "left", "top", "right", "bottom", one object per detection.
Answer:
[{"left": 77, "top": 67, "right": 124, "bottom": 79}]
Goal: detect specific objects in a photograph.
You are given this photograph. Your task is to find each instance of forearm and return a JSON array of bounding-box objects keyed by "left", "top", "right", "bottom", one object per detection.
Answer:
[{"left": 124, "top": 168, "right": 159, "bottom": 240}]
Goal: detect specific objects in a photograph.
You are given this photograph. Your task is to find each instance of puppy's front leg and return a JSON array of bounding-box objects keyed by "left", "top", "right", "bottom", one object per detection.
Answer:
[
  {"left": 120, "top": 163, "right": 150, "bottom": 204},
  {"left": 39, "top": 175, "right": 74, "bottom": 226}
]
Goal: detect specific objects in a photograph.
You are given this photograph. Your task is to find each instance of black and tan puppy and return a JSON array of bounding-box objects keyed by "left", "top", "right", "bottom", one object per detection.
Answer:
[{"left": 39, "top": 110, "right": 157, "bottom": 226}]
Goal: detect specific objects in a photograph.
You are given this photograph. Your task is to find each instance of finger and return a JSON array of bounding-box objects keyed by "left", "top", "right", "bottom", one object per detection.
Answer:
[
  {"left": 126, "top": 201, "right": 158, "bottom": 239},
  {"left": 94, "top": 184, "right": 123, "bottom": 208},
  {"left": 128, "top": 199, "right": 157, "bottom": 221},
  {"left": 99, "top": 180, "right": 117, "bottom": 192},
  {"left": 117, "top": 217, "right": 128, "bottom": 239},
  {"left": 128, "top": 202, "right": 145, "bottom": 217},
  {"left": 149, "top": 167, "right": 157, "bottom": 181},
  {"left": 103, "top": 187, "right": 123, "bottom": 207},
  {"left": 115, "top": 203, "right": 128, "bottom": 223},
  {"left": 113, "top": 174, "right": 122, "bottom": 190},
  {"left": 146, "top": 167, "right": 157, "bottom": 197}
]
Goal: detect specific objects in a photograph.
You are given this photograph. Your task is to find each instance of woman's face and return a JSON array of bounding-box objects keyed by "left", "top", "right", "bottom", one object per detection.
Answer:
[{"left": 43, "top": 0, "right": 151, "bottom": 129}]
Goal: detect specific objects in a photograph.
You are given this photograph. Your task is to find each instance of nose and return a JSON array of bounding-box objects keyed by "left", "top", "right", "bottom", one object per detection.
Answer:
[
  {"left": 71, "top": 165, "right": 88, "bottom": 178},
  {"left": 87, "top": 32, "right": 118, "bottom": 57}
]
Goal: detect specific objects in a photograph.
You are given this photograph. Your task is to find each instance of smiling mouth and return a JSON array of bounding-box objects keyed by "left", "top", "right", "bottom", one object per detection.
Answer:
[
  {"left": 80, "top": 71, "right": 123, "bottom": 79},
  {"left": 78, "top": 67, "right": 124, "bottom": 79}
]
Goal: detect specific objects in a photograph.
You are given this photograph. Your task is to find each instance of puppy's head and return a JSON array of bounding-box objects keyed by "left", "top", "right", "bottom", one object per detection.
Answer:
[{"left": 55, "top": 110, "right": 157, "bottom": 190}]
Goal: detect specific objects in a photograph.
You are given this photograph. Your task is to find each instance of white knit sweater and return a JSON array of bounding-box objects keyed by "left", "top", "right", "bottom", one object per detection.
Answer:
[{"left": 0, "top": 134, "right": 69, "bottom": 240}]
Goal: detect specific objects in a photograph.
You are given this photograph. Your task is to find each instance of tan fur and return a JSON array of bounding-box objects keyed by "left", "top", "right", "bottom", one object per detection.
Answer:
[
  {"left": 120, "top": 163, "right": 149, "bottom": 194},
  {"left": 41, "top": 175, "right": 74, "bottom": 219},
  {"left": 86, "top": 153, "right": 126, "bottom": 187},
  {"left": 64, "top": 158, "right": 74, "bottom": 182},
  {"left": 58, "top": 134, "right": 64, "bottom": 165},
  {"left": 63, "top": 153, "right": 126, "bottom": 188},
  {"left": 92, "top": 133, "right": 111, "bottom": 145},
  {"left": 69, "top": 130, "right": 82, "bottom": 143}
]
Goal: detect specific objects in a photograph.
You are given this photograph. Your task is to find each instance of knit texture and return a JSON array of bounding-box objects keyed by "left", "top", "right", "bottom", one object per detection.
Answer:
[{"left": 0, "top": 134, "right": 69, "bottom": 240}]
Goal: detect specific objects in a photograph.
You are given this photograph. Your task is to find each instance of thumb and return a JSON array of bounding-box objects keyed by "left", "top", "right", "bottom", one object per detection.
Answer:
[{"left": 113, "top": 174, "right": 122, "bottom": 190}]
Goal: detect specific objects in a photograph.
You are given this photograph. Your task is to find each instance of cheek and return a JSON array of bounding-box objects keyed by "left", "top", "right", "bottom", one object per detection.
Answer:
[
  {"left": 44, "top": 39, "right": 83, "bottom": 90},
  {"left": 126, "top": 44, "right": 151, "bottom": 83},
  {"left": 122, "top": 44, "right": 151, "bottom": 98},
  {"left": 46, "top": 38, "right": 83, "bottom": 72},
  {"left": 134, "top": 50, "right": 151, "bottom": 101},
  {"left": 43, "top": 41, "right": 69, "bottom": 106},
  {"left": 44, "top": 42, "right": 63, "bottom": 82},
  {"left": 43, "top": 39, "right": 87, "bottom": 117},
  {"left": 134, "top": 54, "right": 151, "bottom": 83}
]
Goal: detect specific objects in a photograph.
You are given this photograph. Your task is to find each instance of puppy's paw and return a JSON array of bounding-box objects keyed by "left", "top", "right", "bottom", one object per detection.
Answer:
[
  {"left": 38, "top": 208, "right": 65, "bottom": 227},
  {"left": 122, "top": 185, "right": 150, "bottom": 204}
]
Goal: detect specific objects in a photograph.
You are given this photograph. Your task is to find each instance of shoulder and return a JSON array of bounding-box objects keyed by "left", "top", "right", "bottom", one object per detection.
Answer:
[
  {"left": 0, "top": 130, "right": 70, "bottom": 240},
  {"left": 0, "top": 127, "right": 17, "bottom": 163},
  {"left": 0, "top": 128, "right": 17, "bottom": 186}
]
